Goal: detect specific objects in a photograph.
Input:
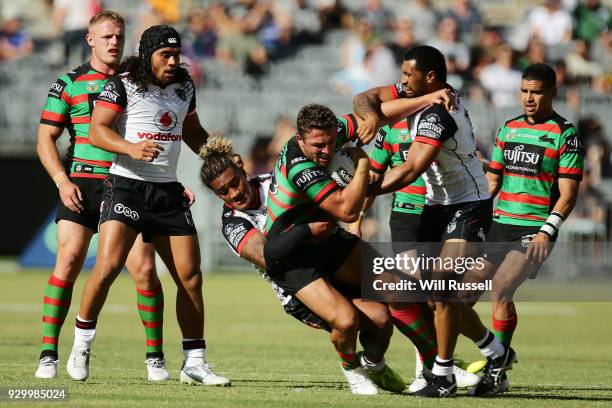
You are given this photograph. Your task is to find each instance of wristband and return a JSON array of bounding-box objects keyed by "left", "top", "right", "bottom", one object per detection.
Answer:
[{"left": 539, "top": 211, "right": 564, "bottom": 237}]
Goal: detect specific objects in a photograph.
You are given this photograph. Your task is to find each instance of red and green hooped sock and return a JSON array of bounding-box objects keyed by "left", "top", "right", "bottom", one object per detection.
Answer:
[
  {"left": 337, "top": 350, "right": 359, "bottom": 370},
  {"left": 40, "top": 274, "right": 74, "bottom": 356},
  {"left": 391, "top": 305, "right": 437, "bottom": 369},
  {"left": 137, "top": 284, "right": 164, "bottom": 357},
  {"left": 492, "top": 315, "right": 517, "bottom": 349}
]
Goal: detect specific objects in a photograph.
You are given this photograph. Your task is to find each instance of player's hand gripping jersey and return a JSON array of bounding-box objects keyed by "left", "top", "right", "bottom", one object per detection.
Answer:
[
  {"left": 488, "top": 113, "right": 584, "bottom": 226},
  {"left": 388, "top": 83, "right": 489, "bottom": 205},
  {"left": 40, "top": 63, "right": 116, "bottom": 179},
  {"left": 264, "top": 114, "right": 359, "bottom": 237},
  {"left": 371, "top": 119, "right": 426, "bottom": 214},
  {"left": 96, "top": 73, "right": 196, "bottom": 182}
]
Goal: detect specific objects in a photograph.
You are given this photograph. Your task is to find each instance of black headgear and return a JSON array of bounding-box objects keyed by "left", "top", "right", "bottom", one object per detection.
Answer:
[{"left": 138, "top": 25, "right": 181, "bottom": 67}]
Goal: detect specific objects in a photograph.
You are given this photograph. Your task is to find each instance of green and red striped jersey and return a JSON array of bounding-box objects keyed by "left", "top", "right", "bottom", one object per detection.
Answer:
[
  {"left": 488, "top": 113, "right": 584, "bottom": 227},
  {"left": 265, "top": 114, "right": 358, "bottom": 237},
  {"left": 370, "top": 119, "right": 426, "bottom": 215},
  {"left": 40, "top": 63, "right": 114, "bottom": 179}
]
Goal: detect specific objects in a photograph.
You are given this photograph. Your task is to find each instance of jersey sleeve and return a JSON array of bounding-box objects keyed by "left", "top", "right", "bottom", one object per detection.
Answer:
[
  {"left": 289, "top": 161, "right": 339, "bottom": 205},
  {"left": 488, "top": 126, "right": 507, "bottom": 175},
  {"left": 388, "top": 82, "right": 407, "bottom": 100},
  {"left": 336, "top": 114, "right": 359, "bottom": 146},
  {"left": 370, "top": 126, "right": 392, "bottom": 174},
  {"left": 413, "top": 105, "right": 458, "bottom": 148},
  {"left": 558, "top": 126, "right": 584, "bottom": 180},
  {"left": 40, "top": 76, "right": 71, "bottom": 128},
  {"left": 221, "top": 211, "right": 259, "bottom": 255},
  {"left": 96, "top": 76, "right": 127, "bottom": 112},
  {"left": 187, "top": 80, "right": 196, "bottom": 115}
]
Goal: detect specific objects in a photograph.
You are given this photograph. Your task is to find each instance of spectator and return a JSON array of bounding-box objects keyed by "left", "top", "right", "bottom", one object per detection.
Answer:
[
  {"left": 318, "top": 0, "right": 351, "bottom": 31},
  {"left": 573, "top": 0, "right": 612, "bottom": 44},
  {"left": 386, "top": 17, "right": 418, "bottom": 64},
  {"left": 269, "top": 115, "right": 296, "bottom": 158},
  {"left": 331, "top": 15, "right": 376, "bottom": 94},
  {"left": 470, "top": 26, "right": 503, "bottom": 79},
  {"left": 592, "top": 30, "right": 612, "bottom": 71},
  {"left": 209, "top": 1, "right": 270, "bottom": 72},
  {"left": 281, "top": 0, "right": 324, "bottom": 46},
  {"left": 0, "top": 14, "right": 33, "bottom": 61},
  {"left": 399, "top": 0, "right": 438, "bottom": 45},
  {"left": 527, "top": 0, "right": 572, "bottom": 46},
  {"left": 579, "top": 116, "right": 612, "bottom": 182},
  {"left": 244, "top": 135, "right": 274, "bottom": 175},
  {"left": 365, "top": 38, "right": 398, "bottom": 87},
  {"left": 443, "top": 0, "right": 482, "bottom": 45},
  {"left": 565, "top": 39, "right": 604, "bottom": 81},
  {"left": 52, "top": 0, "right": 101, "bottom": 65},
  {"left": 182, "top": 7, "right": 217, "bottom": 59},
  {"left": 359, "top": 0, "right": 395, "bottom": 32},
  {"left": 479, "top": 45, "right": 522, "bottom": 108},
  {"left": 517, "top": 37, "right": 546, "bottom": 71},
  {"left": 428, "top": 17, "right": 470, "bottom": 73}
]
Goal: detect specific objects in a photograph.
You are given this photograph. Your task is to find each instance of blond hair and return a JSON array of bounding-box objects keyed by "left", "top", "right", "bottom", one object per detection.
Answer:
[
  {"left": 199, "top": 136, "right": 241, "bottom": 188},
  {"left": 89, "top": 10, "right": 125, "bottom": 28}
]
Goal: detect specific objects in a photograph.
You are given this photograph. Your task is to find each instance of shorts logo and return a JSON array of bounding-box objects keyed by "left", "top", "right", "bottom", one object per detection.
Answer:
[
  {"left": 114, "top": 203, "right": 139, "bottom": 220},
  {"left": 154, "top": 110, "right": 178, "bottom": 131},
  {"left": 477, "top": 228, "right": 486, "bottom": 242},
  {"left": 185, "top": 209, "right": 194, "bottom": 226}
]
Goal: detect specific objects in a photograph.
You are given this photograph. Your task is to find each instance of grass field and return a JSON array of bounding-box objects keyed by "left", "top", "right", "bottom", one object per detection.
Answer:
[{"left": 1, "top": 268, "right": 612, "bottom": 407}]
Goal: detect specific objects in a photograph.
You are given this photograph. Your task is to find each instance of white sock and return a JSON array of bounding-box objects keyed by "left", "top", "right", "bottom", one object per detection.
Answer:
[
  {"left": 183, "top": 338, "right": 206, "bottom": 367},
  {"left": 476, "top": 330, "right": 505, "bottom": 359},
  {"left": 431, "top": 356, "right": 454, "bottom": 378},
  {"left": 74, "top": 315, "right": 96, "bottom": 349}
]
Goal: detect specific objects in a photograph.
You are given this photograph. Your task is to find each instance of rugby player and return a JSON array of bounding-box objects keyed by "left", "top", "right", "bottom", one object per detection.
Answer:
[
  {"left": 66, "top": 25, "right": 229, "bottom": 386},
  {"left": 35, "top": 11, "right": 173, "bottom": 380},
  {"left": 356, "top": 46, "right": 512, "bottom": 397},
  {"left": 466, "top": 63, "right": 583, "bottom": 396},
  {"left": 359, "top": 119, "right": 480, "bottom": 393}
]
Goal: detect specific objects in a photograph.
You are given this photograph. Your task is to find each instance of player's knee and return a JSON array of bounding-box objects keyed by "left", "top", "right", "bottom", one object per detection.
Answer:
[
  {"left": 331, "top": 308, "right": 359, "bottom": 333},
  {"left": 368, "top": 307, "right": 392, "bottom": 333},
  {"left": 178, "top": 268, "right": 202, "bottom": 293},
  {"left": 55, "top": 246, "right": 86, "bottom": 278}
]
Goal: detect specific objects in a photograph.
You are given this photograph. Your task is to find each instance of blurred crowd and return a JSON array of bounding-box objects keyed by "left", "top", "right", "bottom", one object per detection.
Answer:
[{"left": 1, "top": 0, "right": 611, "bottom": 239}]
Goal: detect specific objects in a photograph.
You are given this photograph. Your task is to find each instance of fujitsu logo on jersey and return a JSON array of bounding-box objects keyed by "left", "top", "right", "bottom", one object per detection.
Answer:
[
  {"left": 504, "top": 144, "right": 541, "bottom": 165},
  {"left": 137, "top": 131, "right": 182, "bottom": 141}
]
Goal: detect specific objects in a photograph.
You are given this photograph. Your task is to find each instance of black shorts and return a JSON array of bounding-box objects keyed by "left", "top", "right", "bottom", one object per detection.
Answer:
[
  {"left": 100, "top": 174, "right": 196, "bottom": 242},
  {"left": 56, "top": 177, "right": 104, "bottom": 232},
  {"left": 389, "top": 211, "right": 421, "bottom": 254},
  {"left": 265, "top": 227, "right": 359, "bottom": 294},
  {"left": 485, "top": 222, "right": 557, "bottom": 275},
  {"left": 418, "top": 199, "right": 492, "bottom": 243}
]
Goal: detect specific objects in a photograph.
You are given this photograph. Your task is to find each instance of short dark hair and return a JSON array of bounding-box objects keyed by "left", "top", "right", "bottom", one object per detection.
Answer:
[
  {"left": 522, "top": 63, "right": 557, "bottom": 90},
  {"left": 403, "top": 46, "right": 447, "bottom": 83},
  {"left": 296, "top": 104, "right": 337, "bottom": 138}
]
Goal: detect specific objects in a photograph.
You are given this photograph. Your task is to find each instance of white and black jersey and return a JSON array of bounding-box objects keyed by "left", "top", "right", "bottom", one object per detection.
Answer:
[
  {"left": 392, "top": 83, "right": 489, "bottom": 205},
  {"left": 220, "top": 174, "right": 294, "bottom": 306},
  {"left": 96, "top": 73, "right": 197, "bottom": 183}
]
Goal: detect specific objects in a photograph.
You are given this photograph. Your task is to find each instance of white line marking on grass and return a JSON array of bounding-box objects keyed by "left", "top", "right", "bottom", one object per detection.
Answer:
[{"left": 0, "top": 303, "right": 132, "bottom": 314}]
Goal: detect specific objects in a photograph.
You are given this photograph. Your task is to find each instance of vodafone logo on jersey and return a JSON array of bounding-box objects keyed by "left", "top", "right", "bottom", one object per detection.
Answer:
[{"left": 154, "top": 109, "right": 178, "bottom": 131}]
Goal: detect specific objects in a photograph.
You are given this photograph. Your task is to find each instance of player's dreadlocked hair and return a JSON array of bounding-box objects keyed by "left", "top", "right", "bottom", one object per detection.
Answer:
[
  {"left": 199, "top": 136, "right": 243, "bottom": 189},
  {"left": 296, "top": 104, "right": 338, "bottom": 139},
  {"left": 119, "top": 25, "right": 191, "bottom": 94}
]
